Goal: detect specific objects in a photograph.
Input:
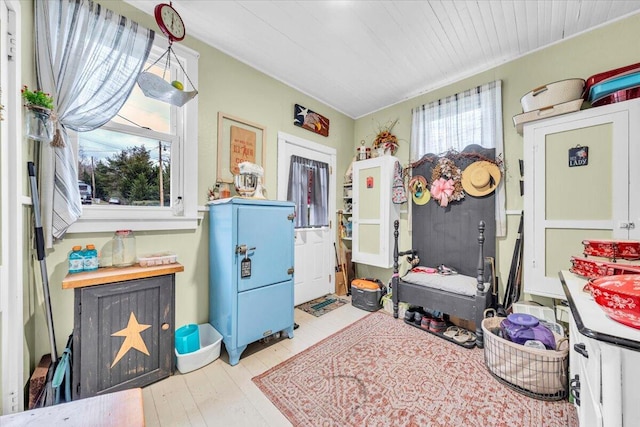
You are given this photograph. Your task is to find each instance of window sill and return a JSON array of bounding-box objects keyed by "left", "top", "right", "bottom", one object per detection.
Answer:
[{"left": 67, "top": 206, "right": 202, "bottom": 234}]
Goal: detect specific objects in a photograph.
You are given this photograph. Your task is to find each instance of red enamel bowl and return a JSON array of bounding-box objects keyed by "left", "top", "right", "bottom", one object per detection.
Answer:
[
  {"left": 570, "top": 256, "right": 640, "bottom": 279},
  {"left": 582, "top": 239, "right": 640, "bottom": 261},
  {"left": 589, "top": 275, "right": 640, "bottom": 329}
]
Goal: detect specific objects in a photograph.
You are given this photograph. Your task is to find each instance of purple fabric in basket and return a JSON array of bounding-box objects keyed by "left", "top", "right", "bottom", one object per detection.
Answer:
[{"left": 500, "top": 318, "right": 556, "bottom": 350}]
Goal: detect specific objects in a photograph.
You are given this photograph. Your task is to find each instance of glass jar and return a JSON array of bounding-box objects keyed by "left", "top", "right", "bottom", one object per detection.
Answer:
[
  {"left": 24, "top": 106, "right": 54, "bottom": 143},
  {"left": 173, "top": 196, "right": 184, "bottom": 216},
  {"left": 112, "top": 230, "right": 136, "bottom": 267},
  {"left": 219, "top": 183, "right": 231, "bottom": 199}
]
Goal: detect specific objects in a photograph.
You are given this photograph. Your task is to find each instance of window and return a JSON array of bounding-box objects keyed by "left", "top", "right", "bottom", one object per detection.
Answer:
[
  {"left": 286, "top": 155, "right": 329, "bottom": 228},
  {"left": 410, "top": 80, "right": 506, "bottom": 236},
  {"left": 410, "top": 80, "right": 502, "bottom": 160},
  {"left": 68, "top": 39, "right": 199, "bottom": 233}
]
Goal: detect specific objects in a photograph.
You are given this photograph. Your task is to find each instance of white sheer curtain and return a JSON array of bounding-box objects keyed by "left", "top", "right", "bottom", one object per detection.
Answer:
[
  {"left": 410, "top": 80, "right": 506, "bottom": 236},
  {"left": 310, "top": 161, "right": 329, "bottom": 226},
  {"left": 287, "top": 155, "right": 329, "bottom": 228},
  {"left": 35, "top": 0, "right": 154, "bottom": 246}
]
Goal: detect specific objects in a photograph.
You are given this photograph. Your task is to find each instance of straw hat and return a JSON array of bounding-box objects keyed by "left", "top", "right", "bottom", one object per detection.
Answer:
[
  {"left": 409, "top": 175, "right": 430, "bottom": 205},
  {"left": 461, "top": 161, "right": 501, "bottom": 197}
]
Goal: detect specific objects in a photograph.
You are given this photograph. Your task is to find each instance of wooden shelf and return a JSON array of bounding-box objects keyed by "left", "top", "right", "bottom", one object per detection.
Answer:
[{"left": 62, "top": 263, "right": 184, "bottom": 289}]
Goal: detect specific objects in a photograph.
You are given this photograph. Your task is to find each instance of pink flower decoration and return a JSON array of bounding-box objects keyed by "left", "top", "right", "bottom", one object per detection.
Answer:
[{"left": 430, "top": 177, "right": 455, "bottom": 207}]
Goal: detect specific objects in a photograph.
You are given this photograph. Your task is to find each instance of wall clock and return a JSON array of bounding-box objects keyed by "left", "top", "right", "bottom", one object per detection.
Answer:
[{"left": 154, "top": 2, "right": 185, "bottom": 42}]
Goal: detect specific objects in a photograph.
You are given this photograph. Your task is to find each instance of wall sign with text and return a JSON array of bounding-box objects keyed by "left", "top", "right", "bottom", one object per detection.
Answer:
[
  {"left": 568, "top": 146, "right": 589, "bottom": 167},
  {"left": 217, "top": 112, "right": 266, "bottom": 184},
  {"left": 230, "top": 126, "right": 256, "bottom": 175}
]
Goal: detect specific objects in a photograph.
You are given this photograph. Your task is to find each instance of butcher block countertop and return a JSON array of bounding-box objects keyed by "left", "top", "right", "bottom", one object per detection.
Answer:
[
  {"left": 0, "top": 388, "right": 144, "bottom": 426},
  {"left": 62, "top": 263, "right": 184, "bottom": 289}
]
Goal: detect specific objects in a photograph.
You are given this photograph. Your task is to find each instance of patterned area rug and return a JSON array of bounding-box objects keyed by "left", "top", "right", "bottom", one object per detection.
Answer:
[
  {"left": 252, "top": 312, "right": 578, "bottom": 427},
  {"left": 296, "top": 294, "right": 349, "bottom": 317}
]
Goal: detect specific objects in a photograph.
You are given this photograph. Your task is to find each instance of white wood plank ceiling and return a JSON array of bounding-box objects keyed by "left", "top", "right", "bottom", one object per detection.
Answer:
[{"left": 126, "top": 1, "right": 640, "bottom": 119}]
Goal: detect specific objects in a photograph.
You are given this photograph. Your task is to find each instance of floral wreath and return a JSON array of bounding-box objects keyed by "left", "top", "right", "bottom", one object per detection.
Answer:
[{"left": 430, "top": 157, "right": 464, "bottom": 207}]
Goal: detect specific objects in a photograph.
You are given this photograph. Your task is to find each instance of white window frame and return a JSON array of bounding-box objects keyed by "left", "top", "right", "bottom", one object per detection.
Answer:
[
  {"left": 2, "top": 0, "right": 24, "bottom": 413},
  {"left": 67, "top": 39, "right": 199, "bottom": 233}
]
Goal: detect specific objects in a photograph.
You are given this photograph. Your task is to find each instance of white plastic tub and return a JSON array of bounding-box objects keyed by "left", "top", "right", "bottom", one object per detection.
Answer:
[
  {"left": 138, "top": 252, "right": 177, "bottom": 267},
  {"left": 175, "top": 323, "right": 222, "bottom": 374},
  {"left": 512, "top": 99, "right": 584, "bottom": 134},
  {"left": 520, "top": 79, "right": 585, "bottom": 112}
]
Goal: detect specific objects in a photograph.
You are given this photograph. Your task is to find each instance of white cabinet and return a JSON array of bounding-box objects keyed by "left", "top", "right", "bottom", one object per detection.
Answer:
[
  {"left": 561, "top": 271, "right": 640, "bottom": 427},
  {"left": 523, "top": 99, "right": 640, "bottom": 298},
  {"left": 351, "top": 155, "right": 400, "bottom": 268}
]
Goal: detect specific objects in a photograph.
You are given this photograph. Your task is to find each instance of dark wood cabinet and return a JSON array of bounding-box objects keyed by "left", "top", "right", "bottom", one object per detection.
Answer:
[{"left": 62, "top": 264, "right": 183, "bottom": 399}]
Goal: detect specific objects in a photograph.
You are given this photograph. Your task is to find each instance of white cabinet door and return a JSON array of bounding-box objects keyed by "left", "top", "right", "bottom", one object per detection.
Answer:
[
  {"left": 352, "top": 155, "right": 400, "bottom": 268},
  {"left": 524, "top": 99, "right": 640, "bottom": 298}
]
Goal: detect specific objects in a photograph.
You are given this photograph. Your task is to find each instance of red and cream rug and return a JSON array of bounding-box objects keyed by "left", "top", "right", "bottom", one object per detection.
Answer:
[{"left": 252, "top": 311, "right": 577, "bottom": 427}]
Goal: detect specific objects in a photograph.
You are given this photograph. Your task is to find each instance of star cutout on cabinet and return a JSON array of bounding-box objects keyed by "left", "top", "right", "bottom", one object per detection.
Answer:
[{"left": 111, "top": 312, "right": 152, "bottom": 368}]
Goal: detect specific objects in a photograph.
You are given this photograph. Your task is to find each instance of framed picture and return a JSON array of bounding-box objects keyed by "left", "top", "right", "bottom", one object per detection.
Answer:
[{"left": 217, "top": 112, "right": 266, "bottom": 183}]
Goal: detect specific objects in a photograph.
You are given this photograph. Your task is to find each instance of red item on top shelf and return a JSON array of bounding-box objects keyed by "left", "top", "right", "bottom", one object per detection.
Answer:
[
  {"left": 592, "top": 87, "right": 640, "bottom": 107},
  {"left": 584, "top": 62, "right": 640, "bottom": 101}
]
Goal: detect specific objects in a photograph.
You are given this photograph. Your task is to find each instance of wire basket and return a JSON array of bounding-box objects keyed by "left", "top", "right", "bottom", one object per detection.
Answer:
[{"left": 481, "top": 316, "right": 569, "bottom": 401}]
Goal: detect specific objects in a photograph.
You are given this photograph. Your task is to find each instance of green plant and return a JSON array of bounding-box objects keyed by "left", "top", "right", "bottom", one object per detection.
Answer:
[{"left": 21, "top": 85, "right": 54, "bottom": 110}]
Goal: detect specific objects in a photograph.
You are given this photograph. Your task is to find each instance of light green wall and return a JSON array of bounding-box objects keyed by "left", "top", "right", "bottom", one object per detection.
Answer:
[
  {"left": 352, "top": 13, "right": 640, "bottom": 304},
  {"left": 20, "top": 0, "right": 355, "bottom": 381}
]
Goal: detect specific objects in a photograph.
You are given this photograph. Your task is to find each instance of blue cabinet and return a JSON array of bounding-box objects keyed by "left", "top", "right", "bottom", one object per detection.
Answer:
[{"left": 208, "top": 198, "right": 295, "bottom": 365}]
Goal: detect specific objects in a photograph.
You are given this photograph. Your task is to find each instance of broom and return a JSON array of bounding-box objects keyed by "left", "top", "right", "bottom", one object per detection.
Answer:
[
  {"left": 503, "top": 211, "right": 524, "bottom": 312},
  {"left": 28, "top": 161, "right": 58, "bottom": 407}
]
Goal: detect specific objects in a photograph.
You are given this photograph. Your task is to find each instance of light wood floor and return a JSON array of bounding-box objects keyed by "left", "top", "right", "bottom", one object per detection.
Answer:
[{"left": 142, "top": 302, "right": 370, "bottom": 426}]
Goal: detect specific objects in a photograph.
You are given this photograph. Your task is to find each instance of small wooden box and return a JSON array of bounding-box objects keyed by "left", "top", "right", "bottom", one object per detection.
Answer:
[{"left": 63, "top": 264, "right": 183, "bottom": 399}]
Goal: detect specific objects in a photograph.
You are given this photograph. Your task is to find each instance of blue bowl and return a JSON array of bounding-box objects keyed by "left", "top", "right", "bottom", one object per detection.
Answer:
[{"left": 175, "top": 324, "right": 200, "bottom": 354}]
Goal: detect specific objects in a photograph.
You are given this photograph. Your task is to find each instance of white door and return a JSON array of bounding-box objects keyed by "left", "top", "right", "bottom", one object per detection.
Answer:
[{"left": 277, "top": 132, "right": 335, "bottom": 306}]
